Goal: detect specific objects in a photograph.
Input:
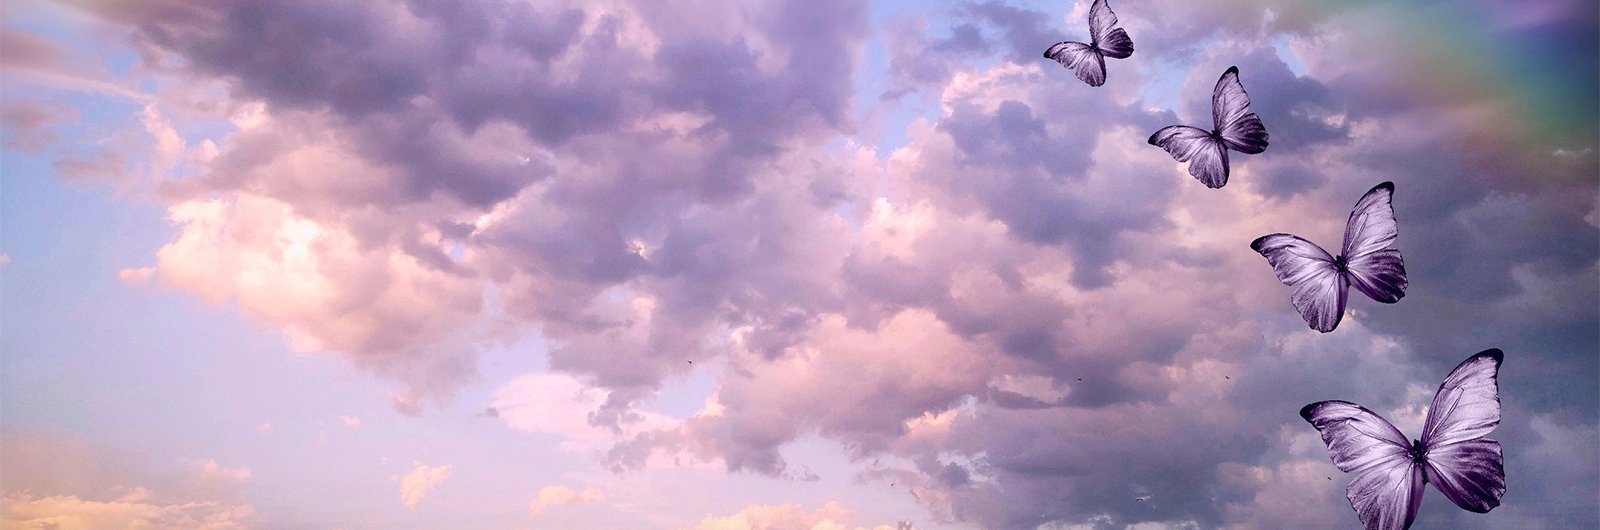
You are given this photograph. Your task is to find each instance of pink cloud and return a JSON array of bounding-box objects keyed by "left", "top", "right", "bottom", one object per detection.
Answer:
[
  {"left": 527, "top": 485, "right": 604, "bottom": 519},
  {"left": 0, "top": 432, "right": 257, "bottom": 529},
  {"left": 688, "top": 502, "right": 895, "bottom": 530},
  {"left": 1, "top": 488, "right": 256, "bottom": 530},
  {"left": 399, "top": 464, "right": 452, "bottom": 511}
]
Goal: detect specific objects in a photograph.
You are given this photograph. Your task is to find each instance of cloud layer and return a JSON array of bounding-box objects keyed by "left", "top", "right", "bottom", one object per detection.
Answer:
[{"left": 15, "top": 0, "right": 1596, "bottom": 527}]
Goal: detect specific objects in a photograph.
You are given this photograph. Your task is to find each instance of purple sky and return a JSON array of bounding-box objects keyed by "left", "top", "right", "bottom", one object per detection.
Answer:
[{"left": 2, "top": 0, "right": 1596, "bottom": 528}]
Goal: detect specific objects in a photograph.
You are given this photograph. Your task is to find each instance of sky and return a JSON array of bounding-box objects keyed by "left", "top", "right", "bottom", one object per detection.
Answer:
[{"left": 0, "top": 0, "right": 1596, "bottom": 529}]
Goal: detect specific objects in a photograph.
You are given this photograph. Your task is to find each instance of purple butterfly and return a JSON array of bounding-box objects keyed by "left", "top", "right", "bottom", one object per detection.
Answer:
[
  {"left": 1147, "top": 66, "right": 1269, "bottom": 188},
  {"left": 1043, "top": 0, "right": 1134, "bottom": 87},
  {"left": 1251, "top": 182, "right": 1407, "bottom": 333},
  {"left": 1302, "top": 349, "right": 1507, "bottom": 530}
]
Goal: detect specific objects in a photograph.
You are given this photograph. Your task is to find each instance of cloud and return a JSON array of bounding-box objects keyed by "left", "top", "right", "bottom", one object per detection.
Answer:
[
  {"left": 185, "top": 459, "right": 253, "bottom": 485},
  {"left": 1, "top": 100, "right": 67, "bottom": 153},
  {"left": 68, "top": 0, "right": 876, "bottom": 413},
  {"left": 0, "top": 22, "right": 148, "bottom": 101},
  {"left": 527, "top": 485, "right": 604, "bottom": 519},
  {"left": 338, "top": 415, "right": 362, "bottom": 428},
  {"left": 117, "top": 267, "right": 154, "bottom": 285},
  {"left": 43, "top": 0, "right": 1599, "bottom": 528},
  {"left": 147, "top": 191, "right": 491, "bottom": 409},
  {"left": 663, "top": 309, "right": 997, "bottom": 475},
  {"left": 399, "top": 463, "right": 452, "bottom": 511},
  {"left": 0, "top": 489, "right": 256, "bottom": 530},
  {"left": 686, "top": 501, "right": 895, "bottom": 530},
  {"left": 0, "top": 431, "right": 257, "bottom": 529},
  {"left": 490, "top": 371, "right": 681, "bottom": 457},
  {"left": 255, "top": 422, "right": 272, "bottom": 435}
]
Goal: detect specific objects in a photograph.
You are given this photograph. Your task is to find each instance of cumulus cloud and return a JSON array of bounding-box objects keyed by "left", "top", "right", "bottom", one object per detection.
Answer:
[
  {"left": 527, "top": 485, "right": 604, "bottom": 519},
  {"left": 399, "top": 463, "right": 452, "bottom": 511},
  {"left": 147, "top": 191, "right": 491, "bottom": 410}
]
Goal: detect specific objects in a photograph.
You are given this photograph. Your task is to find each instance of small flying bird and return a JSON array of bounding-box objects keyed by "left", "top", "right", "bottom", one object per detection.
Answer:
[
  {"left": 1252, "top": 182, "right": 1407, "bottom": 333},
  {"left": 1225, "top": 375, "right": 1231, "bottom": 380},
  {"left": 1043, "top": 0, "right": 1133, "bottom": 87},
  {"left": 1302, "top": 349, "right": 1507, "bottom": 529},
  {"left": 1135, "top": 495, "right": 1151, "bottom": 502},
  {"left": 1148, "top": 66, "right": 1269, "bottom": 188}
]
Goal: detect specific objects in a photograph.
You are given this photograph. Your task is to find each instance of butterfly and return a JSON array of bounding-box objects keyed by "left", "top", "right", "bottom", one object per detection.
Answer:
[
  {"left": 1251, "top": 182, "right": 1407, "bottom": 332},
  {"left": 1043, "top": 0, "right": 1134, "bottom": 87},
  {"left": 1301, "top": 348, "right": 1507, "bottom": 530},
  {"left": 1147, "top": 66, "right": 1269, "bottom": 188}
]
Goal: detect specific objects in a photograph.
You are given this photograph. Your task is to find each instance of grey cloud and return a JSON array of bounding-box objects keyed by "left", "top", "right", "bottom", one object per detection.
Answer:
[{"left": 961, "top": 1, "right": 1066, "bottom": 65}]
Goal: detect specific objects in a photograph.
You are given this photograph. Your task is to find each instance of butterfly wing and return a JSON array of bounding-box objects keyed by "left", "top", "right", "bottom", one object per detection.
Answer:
[
  {"left": 1425, "top": 440, "right": 1506, "bottom": 514},
  {"left": 1250, "top": 234, "right": 1347, "bottom": 332},
  {"left": 1421, "top": 349, "right": 1506, "bottom": 513},
  {"left": 1349, "top": 459, "right": 1427, "bottom": 530},
  {"left": 1148, "top": 125, "right": 1230, "bottom": 188},
  {"left": 1341, "top": 182, "right": 1407, "bottom": 303},
  {"left": 1211, "top": 66, "right": 1269, "bottom": 154},
  {"left": 1044, "top": 41, "right": 1107, "bottom": 87},
  {"left": 1301, "top": 401, "right": 1425, "bottom": 530},
  {"left": 1088, "top": 0, "right": 1133, "bottom": 59}
]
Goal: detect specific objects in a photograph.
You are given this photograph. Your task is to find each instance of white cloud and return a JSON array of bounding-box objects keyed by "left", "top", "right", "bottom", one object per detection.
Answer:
[{"left": 338, "top": 415, "right": 362, "bottom": 428}]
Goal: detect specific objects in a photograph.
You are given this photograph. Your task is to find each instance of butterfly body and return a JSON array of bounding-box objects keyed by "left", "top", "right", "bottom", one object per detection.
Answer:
[
  {"left": 1409, "top": 439, "right": 1426, "bottom": 468},
  {"left": 1252, "top": 182, "right": 1406, "bottom": 332},
  {"left": 1302, "top": 349, "right": 1507, "bottom": 530},
  {"left": 1148, "top": 66, "right": 1269, "bottom": 188},
  {"left": 1043, "top": 0, "right": 1133, "bottom": 87}
]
